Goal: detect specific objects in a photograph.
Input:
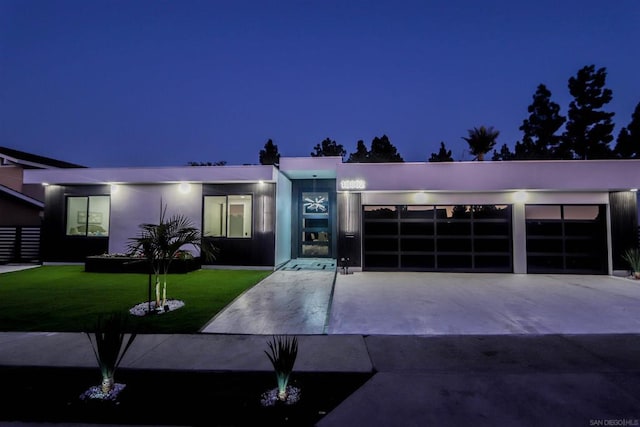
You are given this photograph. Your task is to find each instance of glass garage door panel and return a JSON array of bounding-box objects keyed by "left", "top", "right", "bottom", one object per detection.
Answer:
[
  {"left": 363, "top": 204, "right": 512, "bottom": 272},
  {"left": 525, "top": 204, "right": 607, "bottom": 274}
]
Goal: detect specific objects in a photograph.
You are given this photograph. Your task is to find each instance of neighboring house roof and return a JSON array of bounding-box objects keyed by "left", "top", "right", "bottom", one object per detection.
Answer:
[
  {"left": 0, "top": 184, "right": 44, "bottom": 208},
  {"left": 0, "top": 146, "right": 85, "bottom": 169}
]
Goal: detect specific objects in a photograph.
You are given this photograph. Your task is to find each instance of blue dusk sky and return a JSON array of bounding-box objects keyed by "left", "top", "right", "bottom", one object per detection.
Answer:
[{"left": 1, "top": 0, "right": 639, "bottom": 167}]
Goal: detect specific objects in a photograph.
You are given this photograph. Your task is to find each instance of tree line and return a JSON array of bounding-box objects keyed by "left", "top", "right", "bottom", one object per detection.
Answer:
[{"left": 194, "top": 64, "right": 639, "bottom": 166}]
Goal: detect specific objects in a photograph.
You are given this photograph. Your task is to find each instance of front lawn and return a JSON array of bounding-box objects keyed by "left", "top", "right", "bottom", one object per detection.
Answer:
[{"left": 0, "top": 266, "right": 271, "bottom": 333}]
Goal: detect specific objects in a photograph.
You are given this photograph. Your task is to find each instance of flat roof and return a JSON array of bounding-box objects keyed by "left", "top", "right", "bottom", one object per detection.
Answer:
[{"left": 23, "top": 158, "right": 640, "bottom": 192}]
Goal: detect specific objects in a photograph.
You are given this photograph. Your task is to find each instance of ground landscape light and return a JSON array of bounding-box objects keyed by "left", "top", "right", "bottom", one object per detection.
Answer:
[{"left": 513, "top": 190, "right": 528, "bottom": 203}]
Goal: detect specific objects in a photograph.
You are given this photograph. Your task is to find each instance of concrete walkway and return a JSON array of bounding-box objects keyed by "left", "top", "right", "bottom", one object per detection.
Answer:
[
  {"left": 201, "top": 259, "right": 336, "bottom": 334},
  {"left": 0, "top": 264, "right": 40, "bottom": 274},
  {"left": 204, "top": 269, "right": 640, "bottom": 336}
]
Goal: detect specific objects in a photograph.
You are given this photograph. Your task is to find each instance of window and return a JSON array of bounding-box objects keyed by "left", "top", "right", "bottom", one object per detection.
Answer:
[
  {"left": 204, "top": 195, "right": 252, "bottom": 238},
  {"left": 66, "top": 196, "right": 110, "bottom": 236}
]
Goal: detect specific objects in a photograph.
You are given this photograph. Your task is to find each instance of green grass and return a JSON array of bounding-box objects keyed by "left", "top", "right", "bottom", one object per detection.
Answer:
[{"left": 0, "top": 266, "right": 271, "bottom": 333}]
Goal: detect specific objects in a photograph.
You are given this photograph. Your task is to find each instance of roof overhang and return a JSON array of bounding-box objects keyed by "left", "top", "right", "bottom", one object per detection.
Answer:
[
  {"left": 23, "top": 165, "right": 278, "bottom": 185},
  {"left": 0, "top": 185, "right": 44, "bottom": 208},
  {"left": 336, "top": 160, "right": 640, "bottom": 192},
  {"left": 279, "top": 156, "right": 342, "bottom": 180}
]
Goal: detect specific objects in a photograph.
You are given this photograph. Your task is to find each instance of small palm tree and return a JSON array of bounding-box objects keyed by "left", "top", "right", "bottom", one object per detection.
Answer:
[
  {"left": 462, "top": 126, "right": 500, "bottom": 161},
  {"left": 128, "top": 204, "right": 217, "bottom": 310}
]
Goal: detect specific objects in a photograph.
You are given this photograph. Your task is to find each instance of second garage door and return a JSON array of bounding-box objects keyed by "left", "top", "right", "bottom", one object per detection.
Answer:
[
  {"left": 525, "top": 204, "right": 608, "bottom": 274},
  {"left": 363, "top": 204, "right": 512, "bottom": 272}
]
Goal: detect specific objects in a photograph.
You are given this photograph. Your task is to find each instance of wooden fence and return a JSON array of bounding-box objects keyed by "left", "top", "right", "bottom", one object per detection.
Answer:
[{"left": 0, "top": 226, "right": 40, "bottom": 264}]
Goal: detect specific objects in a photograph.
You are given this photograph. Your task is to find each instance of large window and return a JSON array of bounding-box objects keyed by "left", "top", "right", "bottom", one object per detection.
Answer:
[
  {"left": 66, "top": 196, "right": 110, "bottom": 237},
  {"left": 204, "top": 195, "right": 252, "bottom": 238}
]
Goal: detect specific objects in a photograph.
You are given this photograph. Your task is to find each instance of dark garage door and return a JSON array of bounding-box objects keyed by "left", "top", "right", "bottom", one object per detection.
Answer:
[
  {"left": 363, "top": 204, "right": 512, "bottom": 272},
  {"left": 526, "top": 204, "right": 608, "bottom": 274}
]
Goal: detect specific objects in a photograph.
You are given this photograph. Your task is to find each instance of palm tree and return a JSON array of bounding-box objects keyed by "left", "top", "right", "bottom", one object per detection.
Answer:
[
  {"left": 462, "top": 126, "right": 500, "bottom": 161},
  {"left": 128, "top": 204, "right": 217, "bottom": 311}
]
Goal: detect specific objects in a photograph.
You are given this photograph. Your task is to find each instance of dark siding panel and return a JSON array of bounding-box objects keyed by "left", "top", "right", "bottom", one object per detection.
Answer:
[
  {"left": 337, "top": 192, "right": 361, "bottom": 267},
  {"left": 610, "top": 192, "right": 639, "bottom": 270},
  {"left": 203, "top": 183, "right": 276, "bottom": 267},
  {"left": 42, "top": 185, "right": 109, "bottom": 262}
]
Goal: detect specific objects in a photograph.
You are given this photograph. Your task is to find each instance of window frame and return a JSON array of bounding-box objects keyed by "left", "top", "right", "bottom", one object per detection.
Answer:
[
  {"left": 65, "top": 195, "right": 110, "bottom": 237},
  {"left": 203, "top": 194, "right": 253, "bottom": 239}
]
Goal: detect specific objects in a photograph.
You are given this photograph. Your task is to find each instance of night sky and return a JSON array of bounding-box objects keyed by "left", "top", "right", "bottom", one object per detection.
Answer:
[{"left": 2, "top": 0, "right": 639, "bottom": 167}]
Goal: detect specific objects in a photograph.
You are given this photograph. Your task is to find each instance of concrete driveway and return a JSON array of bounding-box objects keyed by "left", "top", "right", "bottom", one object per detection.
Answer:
[{"left": 328, "top": 272, "right": 640, "bottom": 335}]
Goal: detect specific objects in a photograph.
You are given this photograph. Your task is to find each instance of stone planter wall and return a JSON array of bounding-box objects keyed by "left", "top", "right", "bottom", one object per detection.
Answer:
[{"left": 85, "top": 256, "right": 201, "bottom": 274}]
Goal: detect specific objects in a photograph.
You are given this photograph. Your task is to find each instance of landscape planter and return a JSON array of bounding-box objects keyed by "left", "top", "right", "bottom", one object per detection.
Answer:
[{"left": 84, "top": 256, "right": 201, "bottom": 274}]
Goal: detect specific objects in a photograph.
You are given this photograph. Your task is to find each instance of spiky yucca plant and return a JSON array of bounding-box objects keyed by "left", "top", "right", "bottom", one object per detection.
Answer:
[
  {"left": 265, "top": 335, "right": 299, "bottom": 402},
  {"left": 622, "top": 248, "right": 640, "bottom": 278},
  {"left": 86, "top": 312, "right": 137, "bottom": 395}
]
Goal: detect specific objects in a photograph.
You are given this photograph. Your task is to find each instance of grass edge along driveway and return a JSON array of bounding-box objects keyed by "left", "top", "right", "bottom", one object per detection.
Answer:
[{"left": 0, "top": 266, "right": 271, "bottom": 334}]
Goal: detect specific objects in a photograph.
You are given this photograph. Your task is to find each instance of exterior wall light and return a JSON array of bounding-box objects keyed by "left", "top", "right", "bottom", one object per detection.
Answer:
[
  {"left": 513, "top": 190, "right": 528, "bottom": 203},
  {"left": 110, "top": 184, "right": 119, "bottom": 194},
  {"left": 178, "top": 182, "right": 191, "bottom": 194},
  {"left": 413, "top": 192, "right": 428, "bottom": 204},
  {"left": 631, "top": 188, "right": 638, "bottom": 192},
  {"left": 42, "top": 182, "right": 49, "bottom": 186}
]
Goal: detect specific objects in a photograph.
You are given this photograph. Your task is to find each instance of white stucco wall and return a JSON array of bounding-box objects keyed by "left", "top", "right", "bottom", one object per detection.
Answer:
[
  {"left": 274, "top": 171, "right": 292, "bottom": 268},
  {"left": 108, "top": 183, "right": 203, "bottom": 256}
]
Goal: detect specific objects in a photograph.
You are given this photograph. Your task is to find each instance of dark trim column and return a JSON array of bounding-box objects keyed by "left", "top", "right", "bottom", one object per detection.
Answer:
[{"left": 609, "top": 191, "right": 639, "bottom": 271}]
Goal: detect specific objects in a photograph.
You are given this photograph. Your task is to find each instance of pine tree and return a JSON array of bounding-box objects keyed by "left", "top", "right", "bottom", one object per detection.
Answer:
[
  {"left": 368, "top": 135, "right": 404, "bottom": 162},
  {"left": 561, "top": 65, "right": 615, "bottom": 159},
  {"left": 310, "top": 138, "right": 346, "bottom": 159},
  {"left": 491, "top": 144, "right": 514, "bottom": 161},
  {"left": 517, "top": 84, "right": 566, "bottom": 159},
  {"left": 259, "top": 139, "right": 280, "bottom": 165},
  {"left": 614, "top": 102, "right": 640, "bottom": 159},
  {"left": 347, "top": 140, "right": 369, "bottom": 163},
  {"left": 428, "top": 142, "right": 453, "bottom": 162}
]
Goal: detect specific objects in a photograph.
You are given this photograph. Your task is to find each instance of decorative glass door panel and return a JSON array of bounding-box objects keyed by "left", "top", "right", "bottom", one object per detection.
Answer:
[{"left": 301, "top": 192, "right": 330, "bottom": 257}]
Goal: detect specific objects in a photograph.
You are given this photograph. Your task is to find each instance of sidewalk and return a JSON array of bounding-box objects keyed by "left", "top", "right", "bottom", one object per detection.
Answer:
[
  {"left": 1, "top": 332, "right": 639, "bottom": 426},
  {"left": 0, "top": 263, "right": 40, "bottom": 274}
]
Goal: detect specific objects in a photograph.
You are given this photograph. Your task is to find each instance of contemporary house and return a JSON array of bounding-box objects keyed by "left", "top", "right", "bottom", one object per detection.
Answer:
[
  {"left": 0, "top": 146, "right": 83, "bottom": 263},
  {"left": 24, "top": 157, "right": 640, "bottom": 275}
]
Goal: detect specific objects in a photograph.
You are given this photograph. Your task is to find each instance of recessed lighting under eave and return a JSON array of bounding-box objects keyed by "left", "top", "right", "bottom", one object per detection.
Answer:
[
  {"left": 513, "top": 190, "right": 528, "bottom": 203},
  {"left": 631, "top": 188, "right": 638, "bottom": 192},
  {"left": 178, "top": 182, "right": 191, "bottom": 194},
  {"left": 413, "top": 192, "right": 428, "bottom": 204}
]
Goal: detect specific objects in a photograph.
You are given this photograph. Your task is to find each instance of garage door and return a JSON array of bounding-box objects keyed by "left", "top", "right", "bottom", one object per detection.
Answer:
[
  {"left": 525, "top": 205, "right": 607, "bottom": 274},
  {"left": 363, "top": 204, "right": 512, "bottom": 272}
]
